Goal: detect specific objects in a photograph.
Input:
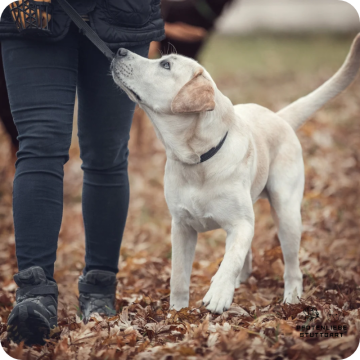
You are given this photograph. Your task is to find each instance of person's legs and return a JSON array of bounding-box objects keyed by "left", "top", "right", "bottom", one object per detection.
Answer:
[
  {"left": 77, "top": 38, "right": 149, "bottom": 274},
  {"left": 0, "top": 45, "right": 18, "bottom": 150},
  {"left": 1, "top": 30, "right": 78, "bottom": 282}
]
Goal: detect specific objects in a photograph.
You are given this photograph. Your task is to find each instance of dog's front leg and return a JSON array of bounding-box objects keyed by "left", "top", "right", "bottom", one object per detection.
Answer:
[
  {"left": 203, "top": 215, "right": 254, "bottom": 314},
  {"left": 170, "top": 220, "right": 197, "bottom": 310}
]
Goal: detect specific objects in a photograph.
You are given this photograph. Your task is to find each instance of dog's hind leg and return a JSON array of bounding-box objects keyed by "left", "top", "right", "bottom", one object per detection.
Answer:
[
  {"left": 170, "top": 220, "right": 197, "bottom": 310},
  {"left": 235, "top": 248, "right": 252, "bottom": 288},
  {"left": 267, "top": 152, "right": 304, "bottom": 304}
]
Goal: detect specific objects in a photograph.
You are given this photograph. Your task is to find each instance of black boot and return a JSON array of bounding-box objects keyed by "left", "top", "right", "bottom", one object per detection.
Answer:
[
  {"left": 7, "top": 266, "right": 58, "bottom": 345},
  {"left": 78, "top": 270, "right": 117, "bottom": 321}
]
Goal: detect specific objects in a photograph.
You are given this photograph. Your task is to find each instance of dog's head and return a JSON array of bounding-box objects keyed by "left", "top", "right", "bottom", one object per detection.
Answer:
[{"left": 111, "top": 48, "right": 216, "bottom": 115}]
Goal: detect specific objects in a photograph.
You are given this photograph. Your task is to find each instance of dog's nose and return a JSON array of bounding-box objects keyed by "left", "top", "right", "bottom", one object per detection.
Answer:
[{"left": 117, "top": 48, "right": 128, "bottom": 58}]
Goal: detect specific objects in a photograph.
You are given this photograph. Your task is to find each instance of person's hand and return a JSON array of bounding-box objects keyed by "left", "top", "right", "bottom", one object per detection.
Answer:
[{"left": 165, "top": 22, "right": 207, "bottom": 43}]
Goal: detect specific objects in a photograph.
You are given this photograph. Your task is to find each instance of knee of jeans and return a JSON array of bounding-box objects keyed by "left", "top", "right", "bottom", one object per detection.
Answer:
[
  {"left": 81, "top": 140, "right": 129, "bottom": 175},
  {"left": 16, "top": 134, "right": 71, "bottom": 166},
  {"left": 14, "top": 156, "right": 67, "bottom": 184}
]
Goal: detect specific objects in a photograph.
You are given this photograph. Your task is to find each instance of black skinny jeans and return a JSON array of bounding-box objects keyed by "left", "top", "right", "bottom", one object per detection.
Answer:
[{"left": 1, "top": 26, "right": 149, "bottom": 281}]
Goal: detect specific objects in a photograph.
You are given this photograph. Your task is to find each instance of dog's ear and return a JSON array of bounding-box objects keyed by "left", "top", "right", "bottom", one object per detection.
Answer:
[{"left": 171, "top": 72, "right": 215, "bottom": 114}]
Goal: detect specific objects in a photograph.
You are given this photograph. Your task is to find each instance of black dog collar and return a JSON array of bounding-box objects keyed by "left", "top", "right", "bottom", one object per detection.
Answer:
[{"left": 199, "top": 132, "right": 228, "bottom": 163}]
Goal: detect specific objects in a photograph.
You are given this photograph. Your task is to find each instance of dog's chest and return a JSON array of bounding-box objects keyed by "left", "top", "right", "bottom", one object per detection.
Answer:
[{"left": 168, "top": 185, "right": 222, "bottom": 232}]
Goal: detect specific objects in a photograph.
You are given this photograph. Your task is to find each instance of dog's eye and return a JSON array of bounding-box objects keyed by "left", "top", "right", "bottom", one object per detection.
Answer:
[{"left": 161, "top": 61, "right": 171, "bottom": 70}]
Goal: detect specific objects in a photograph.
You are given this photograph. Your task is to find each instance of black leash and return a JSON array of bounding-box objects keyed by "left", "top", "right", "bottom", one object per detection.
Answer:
[{"left": 56, "top": 0, "right": 115, "bottom": 61}]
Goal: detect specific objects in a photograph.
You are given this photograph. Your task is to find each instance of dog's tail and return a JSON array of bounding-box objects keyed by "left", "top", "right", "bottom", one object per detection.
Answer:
[{"left": 277, "top": 33, "right": 360, "bottom": 130}]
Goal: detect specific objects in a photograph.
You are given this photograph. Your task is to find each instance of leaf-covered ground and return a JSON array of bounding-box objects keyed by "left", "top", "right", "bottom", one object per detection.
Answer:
[{"left": 1, "top": 34, "right": 360, "bottom": 360}]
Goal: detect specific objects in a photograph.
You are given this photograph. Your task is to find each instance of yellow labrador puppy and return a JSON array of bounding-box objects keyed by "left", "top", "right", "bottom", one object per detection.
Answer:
[{"left": 111, "top": 35, "right": 360, "bottom": 314}]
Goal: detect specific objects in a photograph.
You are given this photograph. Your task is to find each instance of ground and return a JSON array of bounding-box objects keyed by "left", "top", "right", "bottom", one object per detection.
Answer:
[{"left": 0, "top": 33, "right": 360, "bottom": 360}]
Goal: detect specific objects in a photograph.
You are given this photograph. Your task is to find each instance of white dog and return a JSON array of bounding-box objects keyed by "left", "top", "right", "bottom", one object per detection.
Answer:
[{"left": 111, "top": 35, "right": 360, "bottom": 314}]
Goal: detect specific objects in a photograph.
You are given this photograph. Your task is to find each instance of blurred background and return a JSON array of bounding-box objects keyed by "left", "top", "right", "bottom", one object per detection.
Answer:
[
  {"left": 218, "top": 0, "right": 359, "bottom": 33},
  {"left": 1, "top": 1, "right": 360, "bottom": 358}
]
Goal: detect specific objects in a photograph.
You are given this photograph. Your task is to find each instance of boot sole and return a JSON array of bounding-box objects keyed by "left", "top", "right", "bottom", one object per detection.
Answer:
[{"left": 7, "top": 302, "right": 50, "bottom": 346}]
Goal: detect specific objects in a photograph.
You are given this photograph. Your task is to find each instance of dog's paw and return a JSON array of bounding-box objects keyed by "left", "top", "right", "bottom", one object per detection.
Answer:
[
  {"left": 283, "top": 283, "right": 302, "bottom": 304},
  {"left": 170, "top": 292, "right": 189, "bottom": 311},
  {"left": 202, "top": 279, "right": 234, "bottom": 314}
]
